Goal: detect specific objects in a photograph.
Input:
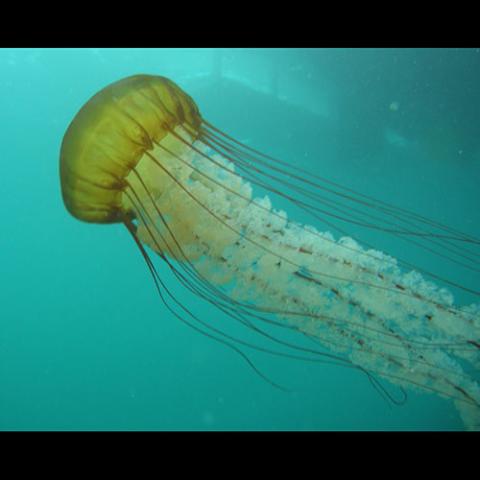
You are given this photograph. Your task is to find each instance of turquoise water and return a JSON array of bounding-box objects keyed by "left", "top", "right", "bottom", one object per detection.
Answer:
[{"left": 1, "top": 48, "right": 479, "bottom": 430}]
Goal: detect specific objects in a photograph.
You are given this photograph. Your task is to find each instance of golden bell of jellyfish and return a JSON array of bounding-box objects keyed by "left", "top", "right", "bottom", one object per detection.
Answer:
[
  {"left": 60, "top": 74, "right": 480, "bottom": 429},
  {"left": 60, "top": 75, "right": 202, "bottom": 224}
]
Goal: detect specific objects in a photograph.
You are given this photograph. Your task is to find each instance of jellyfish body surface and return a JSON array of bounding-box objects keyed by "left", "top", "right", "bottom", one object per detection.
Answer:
[{"left": 60, "top": 75, "right": 480, "bottom": 429}]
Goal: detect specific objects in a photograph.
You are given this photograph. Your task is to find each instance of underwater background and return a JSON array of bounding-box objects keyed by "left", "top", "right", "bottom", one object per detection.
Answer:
[{"left": 1, "top": 48, "right": 479, "bottom": 431}]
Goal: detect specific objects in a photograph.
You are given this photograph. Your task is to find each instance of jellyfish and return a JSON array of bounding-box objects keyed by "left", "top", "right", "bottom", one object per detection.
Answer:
[{"left": 60, "top": 74, "right": 480, "bottom": 429}]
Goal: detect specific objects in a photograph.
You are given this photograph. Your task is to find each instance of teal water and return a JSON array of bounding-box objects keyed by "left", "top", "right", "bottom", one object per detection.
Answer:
[{"left": 1, "top": 48, "right": 479, "bottom": 430}]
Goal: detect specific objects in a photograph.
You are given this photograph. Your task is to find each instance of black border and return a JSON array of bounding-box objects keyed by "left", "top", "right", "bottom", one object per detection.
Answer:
[{"left": 2, "top": 2, "right": 479, "bottom": 47}]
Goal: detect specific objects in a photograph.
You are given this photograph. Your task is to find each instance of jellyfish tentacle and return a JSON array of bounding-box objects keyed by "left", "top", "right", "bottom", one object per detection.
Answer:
[{"left": 126, "top": 132, "right": 480, "bottom": 410}]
